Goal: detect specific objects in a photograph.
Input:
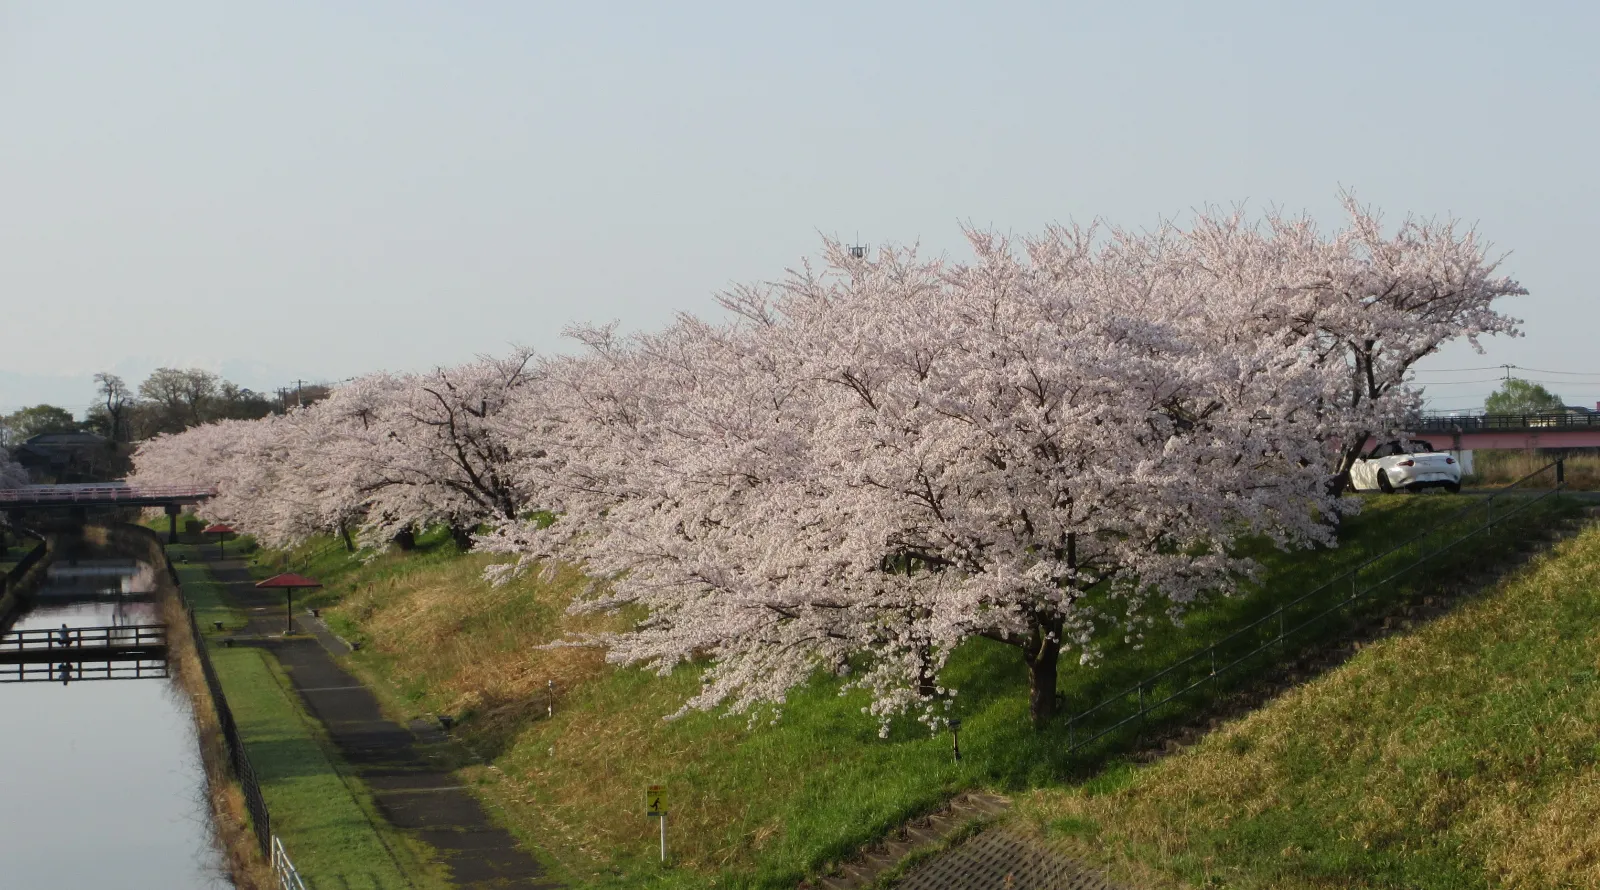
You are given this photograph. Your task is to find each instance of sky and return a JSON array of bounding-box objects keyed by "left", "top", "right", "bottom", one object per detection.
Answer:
[{"left": 2, "top": 1, "right": 1598, "bottom": 416}]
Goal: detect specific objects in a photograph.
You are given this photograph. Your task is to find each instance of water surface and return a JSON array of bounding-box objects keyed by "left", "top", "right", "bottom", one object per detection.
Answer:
[{"left": 0, "top": 558, "right": 230, "bottom": 889}]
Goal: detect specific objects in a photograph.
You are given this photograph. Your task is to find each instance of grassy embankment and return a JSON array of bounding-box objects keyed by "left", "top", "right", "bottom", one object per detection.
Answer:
[
  {"left": 172, "top": 545, "right": 447, "bottom": 889},
  {"left": 1019, "top": 508, "right": 1600, "bottom": 890},
  {"left": 1465, "top": 450, "right": 1600, "bottom": 489},
  {"left": 238, "top": 490, "right": 1581, "bottom": 889}
]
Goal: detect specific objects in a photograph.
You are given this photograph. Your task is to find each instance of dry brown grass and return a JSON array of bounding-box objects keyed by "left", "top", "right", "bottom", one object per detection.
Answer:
[
  {"left": 1468, "top": 450, "right": 1600, "bottom": 490},
  {"left": 326, "top": 554, "right": 788, "bottom": 875},
  {"left": 333, "top": 555, "right": 615, "bottom": 733},
  {"left": 1017, "top": 520, "right": 1600, "bottom": 890}
]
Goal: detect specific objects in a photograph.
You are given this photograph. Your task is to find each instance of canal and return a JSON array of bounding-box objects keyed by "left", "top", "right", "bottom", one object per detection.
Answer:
[{"left": 1, "top": 554, "right": 230, "bottom": 889}]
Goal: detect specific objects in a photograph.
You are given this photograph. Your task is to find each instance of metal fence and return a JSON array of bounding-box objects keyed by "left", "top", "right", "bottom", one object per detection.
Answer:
[
  {"left": 164, "top": 550, "right": 308, "bottom": 888},
  {"left": 1065, "top": 460, "right": 1569, "bottom": 754},
  {"left": 185, "top": 603, "right": 274, "bottom": 857},
  {"left": 272, "top": 836, "right": 310, "bottom": 890}
]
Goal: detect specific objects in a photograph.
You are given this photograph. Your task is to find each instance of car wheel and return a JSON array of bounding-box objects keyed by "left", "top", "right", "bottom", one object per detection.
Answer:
[
  {"left": 1377, "top": 470, "right": 1394, "bottom": 494},
  {"left": 1444, "top": 481, "right": 1461, "bottom": 494}
]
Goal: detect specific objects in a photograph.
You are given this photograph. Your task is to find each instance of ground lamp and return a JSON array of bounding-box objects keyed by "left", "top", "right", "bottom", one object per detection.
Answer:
[
  {"left": 202, "top": 523, "right": 235, "bottom": 558},
  {"left": 254, "top": 573, "right": 322, "bottom": 636}
]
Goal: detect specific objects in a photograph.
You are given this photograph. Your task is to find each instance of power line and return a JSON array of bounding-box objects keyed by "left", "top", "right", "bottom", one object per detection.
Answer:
[
  {"left": 1411, "top": 363, "right": 1599, "bottom": 377},
  {"left": 1505, "top": 365, "right": 1600, "bottom": 376}
]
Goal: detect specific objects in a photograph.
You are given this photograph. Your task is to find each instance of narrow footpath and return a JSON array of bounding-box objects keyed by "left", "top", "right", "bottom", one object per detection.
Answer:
[{"left": 200, "top": 551, "right": 559, "bottom": 889}]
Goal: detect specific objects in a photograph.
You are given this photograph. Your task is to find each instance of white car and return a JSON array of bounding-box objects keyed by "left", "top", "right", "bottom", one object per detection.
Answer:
[{"left": 1351, "top": 439, "right": 1462, "bottom": 494}]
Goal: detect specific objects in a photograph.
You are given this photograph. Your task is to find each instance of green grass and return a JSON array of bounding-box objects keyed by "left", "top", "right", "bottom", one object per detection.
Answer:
[
  {"left": 227, "top": 492, "right": 1584, "bottom": 888},
  {"left": 174, "top": 557, "right": 441, "bottom": 889},
  {"left": 1020, "top": 506, "right": 1600, "bottom": 890}
]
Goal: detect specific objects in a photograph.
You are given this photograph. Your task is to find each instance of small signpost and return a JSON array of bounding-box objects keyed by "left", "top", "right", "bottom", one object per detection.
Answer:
[
  {"left": 202, "top": 523, "right": 235, "bottom": 559},
  {"left": 254, "top": 573, "right": 322, "bottom": 636},
  {"left": 646, "top": 784, "right": 668, "bottom": 863}
]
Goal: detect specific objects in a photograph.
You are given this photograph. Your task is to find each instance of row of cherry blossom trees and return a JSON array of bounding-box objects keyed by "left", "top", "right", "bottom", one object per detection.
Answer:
[
  {"left": 131, "top": 197, "right": 1524, "bottom": 729},
  {"left": 131, "top": 349, "right": 538, "bottom": 552}
]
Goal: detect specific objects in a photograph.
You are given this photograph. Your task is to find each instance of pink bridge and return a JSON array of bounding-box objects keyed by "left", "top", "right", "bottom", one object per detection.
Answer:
[{"left": 1396, "top": 412, "right": 1600, "bottom": 451}]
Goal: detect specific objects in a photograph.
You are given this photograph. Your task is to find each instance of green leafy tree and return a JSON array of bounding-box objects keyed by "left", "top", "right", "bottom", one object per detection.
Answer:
[
  {"left": 1484, "top": 378, "right": 1565, "bottom": 415},
  {"left": 1, "top": 404, "right": 80, "bottom": 446}
]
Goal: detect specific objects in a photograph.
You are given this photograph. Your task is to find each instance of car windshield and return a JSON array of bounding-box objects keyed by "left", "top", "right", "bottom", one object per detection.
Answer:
[{"left": 1369, "top": 440, "right": 1438, "bottom": 459}]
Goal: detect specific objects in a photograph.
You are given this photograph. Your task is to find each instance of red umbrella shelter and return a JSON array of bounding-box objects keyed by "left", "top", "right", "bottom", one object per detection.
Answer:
[
  {"left": 202, "top": 523, "right": 235, "bottom": 558},
  {"left": 255, "top": 573, "right": 321, "bottom": 635}
]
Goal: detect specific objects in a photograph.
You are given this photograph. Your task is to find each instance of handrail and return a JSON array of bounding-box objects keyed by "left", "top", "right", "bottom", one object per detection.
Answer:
[
  {"left": 0, "top": 624, "right": 167, "bottom": 651},
  {"left": 1065, "top": 459, "right": 1567, "bottom": 752},
  {"left": 0, "top": 485, "right": 216, "bottom": 504},
  {"left": 272, "top": 836, "right": 309, "bottom": 890},
  {"left": 1409, "top": 411, "right": 1600, "bottom": 433}
]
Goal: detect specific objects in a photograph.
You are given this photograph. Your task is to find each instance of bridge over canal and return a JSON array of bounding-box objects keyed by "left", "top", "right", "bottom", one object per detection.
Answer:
[
  {"left": 0, "top": 484, "right": 215, "bottom": 542},
  {"left": 1405, "top": 411, "right": 1600, "bottom": 451},
  {"left": 0, "top": 623, "right": 169, "bottom": 683}
]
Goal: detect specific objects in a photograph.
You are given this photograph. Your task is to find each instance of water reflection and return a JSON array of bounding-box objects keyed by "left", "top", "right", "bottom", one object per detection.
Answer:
[{"left": 0, "top": 558, "right": 231, "bottom": 889}]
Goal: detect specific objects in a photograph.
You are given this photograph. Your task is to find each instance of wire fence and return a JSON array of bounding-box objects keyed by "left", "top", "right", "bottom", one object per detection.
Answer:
[
  {"left": 185, "top": 603, "right": 275, "bottom": 857},
  {"left": 1065, "top": 459, "right": 1570, "bottom": 754},
  {"left": 156, "top": 540, "right": 308, "bottom": 888}
]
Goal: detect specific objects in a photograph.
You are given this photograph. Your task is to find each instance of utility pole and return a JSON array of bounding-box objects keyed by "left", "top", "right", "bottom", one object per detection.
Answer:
[{"left": 296, "top": 379, "right": 304, "bottom": 408}]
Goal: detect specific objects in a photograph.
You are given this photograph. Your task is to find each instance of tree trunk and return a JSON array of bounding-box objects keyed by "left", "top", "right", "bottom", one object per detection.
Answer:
[
  {"left": 1023, "top": 621, "right": 1063, "bottom": 727},
  {"left": 1328, "top": 437, "right": 1369, "bottom": 496},
  {"left": 450, "top": 523, "right": 473, "bottom": 552},
  {"left": 339, "top": 522, "right": 354, "bottom": 553},
  {"left": 392, "top": 526, "right": 416, "bottom": 551}
]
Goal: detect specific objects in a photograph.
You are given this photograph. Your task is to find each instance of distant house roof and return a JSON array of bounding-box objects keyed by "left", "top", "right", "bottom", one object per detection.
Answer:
[{"left": 21, "top": 432, "right": 108, "bottom": 447}]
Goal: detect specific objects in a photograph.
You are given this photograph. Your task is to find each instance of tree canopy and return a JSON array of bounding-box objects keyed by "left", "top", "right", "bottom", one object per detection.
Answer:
[
  {"left": 1, "top": 404, "right": 80, "bottom": 446},
  {"left": 1484, "top": 378, "right": 1565, "bottom": 415},
  {"left": 129, "top": 197, "right": 1524, "bottom": 731}
]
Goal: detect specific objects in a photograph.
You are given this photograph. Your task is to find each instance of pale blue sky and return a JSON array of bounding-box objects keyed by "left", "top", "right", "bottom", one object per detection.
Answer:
[{"left": 3, "top": 1, "right": 1598, "bottom": 415}]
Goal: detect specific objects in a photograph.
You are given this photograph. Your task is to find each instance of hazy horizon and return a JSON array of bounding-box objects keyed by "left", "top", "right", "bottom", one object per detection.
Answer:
[{"left": 4, "top": 2, "right": 1598, "bottom": 416}]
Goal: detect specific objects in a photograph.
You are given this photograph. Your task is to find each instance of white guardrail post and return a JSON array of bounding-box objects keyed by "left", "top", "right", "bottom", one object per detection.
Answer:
[{"left": 271, "top": 836, "right": 309, "bottom": 890}]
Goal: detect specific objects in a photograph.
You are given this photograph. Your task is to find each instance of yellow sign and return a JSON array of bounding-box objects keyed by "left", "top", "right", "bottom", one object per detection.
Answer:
[{"left": 646, "top": 784, "right": 668, "bottom": 817}]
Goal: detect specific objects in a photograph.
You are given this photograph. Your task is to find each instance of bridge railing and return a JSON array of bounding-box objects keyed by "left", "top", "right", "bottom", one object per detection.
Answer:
[
  {"left": 0, "top": 485, "right": 216, "bottom": 505},
  {"left": 1, "top": 659, "right": 169, "bottom": 683},
  {"left": 0, "top": 623, "right": 166, "bottom": 652},
  {"left": 1410, "top": 411, "right": 1600, "bottom": 434}
]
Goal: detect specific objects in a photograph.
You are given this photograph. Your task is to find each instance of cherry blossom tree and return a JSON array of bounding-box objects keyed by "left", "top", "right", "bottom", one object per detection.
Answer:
[
  {"left": 132, "top": 351, "right": 541, "bottom": 553},
  {"left": 484, "top": 233, "right": 1347, "bottom": 729},
  {"left": 0, "top": 448, "right": 29, "bottom": 488},
  {"left": 330, "top": 351, "right": 539, "bottom": 550},
  {"left": 1181, "top": 194, "right": 1524, "bottom": 490}
]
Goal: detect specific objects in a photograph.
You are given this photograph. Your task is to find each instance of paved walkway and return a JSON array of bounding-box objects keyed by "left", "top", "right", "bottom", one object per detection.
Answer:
[{"left": 202, "top": 553, "right": 558, "bottom": 889}]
